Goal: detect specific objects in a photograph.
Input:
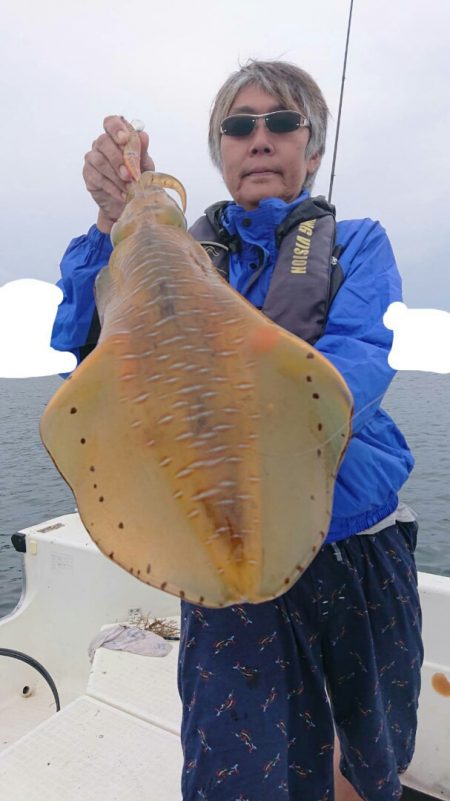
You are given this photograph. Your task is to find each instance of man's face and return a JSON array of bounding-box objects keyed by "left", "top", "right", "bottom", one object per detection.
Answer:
[{"left": 220, "top": 85, "right": 321, "bottom": 210}]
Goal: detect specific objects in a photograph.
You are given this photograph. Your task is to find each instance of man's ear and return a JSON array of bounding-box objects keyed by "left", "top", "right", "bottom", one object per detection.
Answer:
[{"left": 306, "top": 151, "right": 322, "bottom": 175}]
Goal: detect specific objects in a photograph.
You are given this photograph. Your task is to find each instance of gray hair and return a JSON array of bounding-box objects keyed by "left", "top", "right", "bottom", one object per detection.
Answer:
[{"left": 208, "top": 59, "right": 329, "bottom": 190}]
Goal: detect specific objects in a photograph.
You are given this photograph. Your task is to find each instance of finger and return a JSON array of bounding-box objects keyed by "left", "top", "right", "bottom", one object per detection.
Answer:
[
  {"left": 142, "top": 153, "right": 156, "bottom": 171},
  {"left": 95, "top": 118, "right": 155, "bottom": 179},
  {"left": 103, "top": 114, "right": 132, "bottom": 146},
  {"left": 83, "top": 160, "right": 127, "bottom": 203},
  {"left": 86, "top": 149, "right": 129, "bottom": 192},
  {"left": 139, "top": 131, "right": 149, "bottom": 152},
  {"left": 94, "top": 127, "right": 146, "bottom": 180},
  {"left": 92, "top": 133, "right": 129, "bottom": 180},
  {"left": 84, "top": 150, "right": 128, "bottom": 196},
  {"left": 137, "top": 132, "right": 155, "bottom": 171}
]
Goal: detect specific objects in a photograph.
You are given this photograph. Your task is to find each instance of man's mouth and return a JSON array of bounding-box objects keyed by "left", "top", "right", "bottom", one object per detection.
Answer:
[{"left": 244, "top": 168, "right": 280, "bottom": 177}]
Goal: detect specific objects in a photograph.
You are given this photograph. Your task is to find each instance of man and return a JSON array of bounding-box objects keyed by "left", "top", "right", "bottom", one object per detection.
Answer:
[{"left": 52, "top": 60, "right": 422, "bottom": 801}]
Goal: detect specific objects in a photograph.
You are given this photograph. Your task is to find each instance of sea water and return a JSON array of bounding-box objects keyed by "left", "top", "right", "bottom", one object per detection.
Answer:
[{"left": 0, "top": 372, "right": 449, "bottom": 618}]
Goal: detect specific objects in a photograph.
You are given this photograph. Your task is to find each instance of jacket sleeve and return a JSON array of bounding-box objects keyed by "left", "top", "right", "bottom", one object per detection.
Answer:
[
  {"left": 314, "top": 219, "right": 401, "bottom": 434},
  {"left": 51, "top": 225, "right": 113, "bottom": 366}
]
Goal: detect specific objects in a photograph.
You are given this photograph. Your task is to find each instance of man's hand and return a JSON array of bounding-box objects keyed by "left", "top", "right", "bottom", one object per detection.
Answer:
[{"left": 83, "top": 115, "right": 155, "bottom": 234}]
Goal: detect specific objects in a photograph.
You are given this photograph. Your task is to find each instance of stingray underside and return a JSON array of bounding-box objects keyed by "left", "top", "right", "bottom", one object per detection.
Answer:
[{"left": 40, "top": 203, "right": 353, "bottom": 607}]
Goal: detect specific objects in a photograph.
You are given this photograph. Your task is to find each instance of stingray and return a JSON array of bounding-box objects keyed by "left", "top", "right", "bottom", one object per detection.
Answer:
[{"left": 40, "top": 171, "right": 353, "bottom": 608}]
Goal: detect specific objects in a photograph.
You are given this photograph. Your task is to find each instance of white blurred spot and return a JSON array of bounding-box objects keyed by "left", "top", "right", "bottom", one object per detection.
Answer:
[
  {"left": 130, "top": 119, "right": 145, "bottom": 132},
  {"left": 0, "top": 279, "right": 77, "bottom": 378},
  {"left": 384, "top": 302, "right": 450, "bottom": 373}
]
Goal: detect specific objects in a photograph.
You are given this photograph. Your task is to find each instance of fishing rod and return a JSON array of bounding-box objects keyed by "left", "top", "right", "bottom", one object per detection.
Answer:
[{"left": 328, "top": 0, "right": 354, "bottom": 204}]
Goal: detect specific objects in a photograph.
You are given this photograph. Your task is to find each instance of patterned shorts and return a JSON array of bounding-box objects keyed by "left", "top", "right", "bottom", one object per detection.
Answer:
[{"left": 178, "top": 521, "right": 423, "bottom": 801}]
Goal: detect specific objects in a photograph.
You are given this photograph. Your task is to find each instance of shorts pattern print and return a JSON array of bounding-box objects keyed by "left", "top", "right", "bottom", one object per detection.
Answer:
[{"left": 177, "top": 522, "right": 423, "bottom": 801}]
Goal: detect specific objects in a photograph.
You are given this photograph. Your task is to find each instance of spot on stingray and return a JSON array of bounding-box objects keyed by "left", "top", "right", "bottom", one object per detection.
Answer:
[
  {"left": 80, "top": 438, "right": 86, "bottom": 444},
  {"left": 306, "top": 353, "right": 314, "bottom": 359},
  {"left": 118, "top": 522, "right": 124, "bottom": 530},
  {"left": 198, "top": 596, "right": 205, "bottom": 604},
  {"left": 306, "top": 376, "right": 312, "bottom": 382},
  {"left": 318, "top": 423, "right": 323, "bottom": 431},
  {"left": 310, "top": 494, "right": 315, "bottom": 501},
  {"left": 90, "top": 466, "right": 95, "bottom": 472},
  {"left": 70, "top": 407, "right": 77, "bottom": 414},
  {"left": 161, "top": 581, "right": 167, "bottom": 590},
  {"left": 93, "top": 484, "right": 97, "bottom": 489},
  {"left": 146, "top": 563, "right": 151, "bottom": 574},
  {"left": 317, "top": 449, "right": 322, "bottom": 457},
  {"left": 296, "top": 564, "right": 304, "bottom": 572},
  {"left": 179, "top": 590, "right": 186, "bottom": 599},
  {"left": 313, "top": 393, "right": 320, "bottom": 400},
  {"left": 99, "top": 496, "right": 104, "bottom": 503},
  {"left": 109, "top": 551, "right": 114, "bottom": 559},
  {"left": 284, "top": 577, "right": 290, "bottom": 585}
]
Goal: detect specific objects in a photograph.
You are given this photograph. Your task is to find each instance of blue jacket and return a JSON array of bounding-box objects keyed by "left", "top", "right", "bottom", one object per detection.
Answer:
[{"left": 51, "top": 193, "right": 414, "bottom": 542}]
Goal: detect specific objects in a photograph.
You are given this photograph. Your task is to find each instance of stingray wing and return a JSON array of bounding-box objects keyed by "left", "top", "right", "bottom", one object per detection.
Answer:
[{"left": 40, "top": 310, "right": 352, "bottom": 608}]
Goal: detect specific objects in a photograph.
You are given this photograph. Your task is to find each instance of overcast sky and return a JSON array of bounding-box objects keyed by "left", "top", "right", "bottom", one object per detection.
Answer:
[{"left": 1, "top": 0, "right": 450, "bottom": 311}]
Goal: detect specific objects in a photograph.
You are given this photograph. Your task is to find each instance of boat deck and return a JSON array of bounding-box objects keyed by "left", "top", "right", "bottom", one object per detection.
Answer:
[
  {"left": 0, "top": 634, "right": 445, "bottom": 800},
  {"left": 0, "top": 643, "right": 183, "bottom": 800},
  {"left": 0, "top": 514, "right": 448, "bottom": 799}
]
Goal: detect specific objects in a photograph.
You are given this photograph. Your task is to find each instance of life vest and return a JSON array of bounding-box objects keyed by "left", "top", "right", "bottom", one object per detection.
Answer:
[
  {"left": 189, "top": 195, "right": 344, "bottom": 345},
  {"left": 82, "top": 196, "right": 344, "bottom": 360}
]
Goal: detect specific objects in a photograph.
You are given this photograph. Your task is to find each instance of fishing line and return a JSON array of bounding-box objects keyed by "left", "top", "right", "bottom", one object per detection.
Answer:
[
  {"left": 296, "top": 389, "right": 387, "bottom": 458},
  {"left": 258, "top": 389, "right": 387, "bottom": 461}
]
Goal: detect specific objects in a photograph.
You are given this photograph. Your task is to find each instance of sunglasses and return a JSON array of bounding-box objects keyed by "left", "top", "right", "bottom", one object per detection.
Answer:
[{"left": 220, "top": 110, "right": 309, "bottom": 137}]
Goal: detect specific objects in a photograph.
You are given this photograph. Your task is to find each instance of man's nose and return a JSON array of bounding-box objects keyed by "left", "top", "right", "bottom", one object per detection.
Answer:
[{"left": 249, "top": 118, "right": 275, "bottom": 154}]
